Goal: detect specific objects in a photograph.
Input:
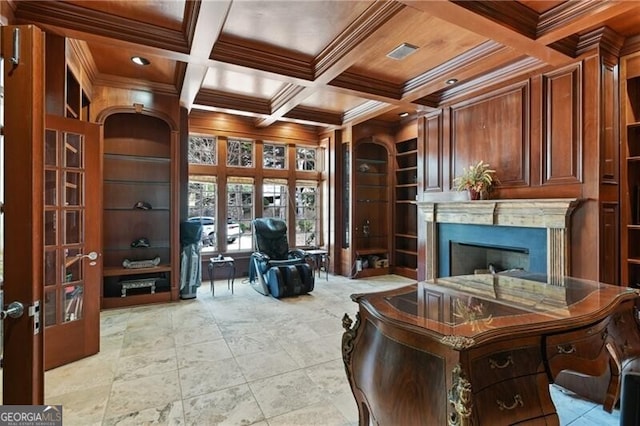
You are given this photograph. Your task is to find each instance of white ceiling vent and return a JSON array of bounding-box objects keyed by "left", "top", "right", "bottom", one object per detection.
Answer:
[{"left": 386, "top": 43, "right": 419, "bottom": 60}]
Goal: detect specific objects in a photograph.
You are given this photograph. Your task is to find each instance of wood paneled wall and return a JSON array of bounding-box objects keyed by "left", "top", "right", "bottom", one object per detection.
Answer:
[{"left": 418, "top": 49, "right": 619, "bottom": 283}]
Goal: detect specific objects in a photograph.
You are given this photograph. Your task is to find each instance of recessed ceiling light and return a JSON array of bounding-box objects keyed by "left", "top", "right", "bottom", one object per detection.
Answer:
[
  {"left": 386, "top": 43, "right": 419, "bottom": 60},
  {"left": 446, "top": 78, "right": 458, "bottom": 85},
  {"left": 131, "top": 56, "right": 150, "bottom": 66},
  {"left": 399, "top": 112, "right": 409, "bottom": 118}
]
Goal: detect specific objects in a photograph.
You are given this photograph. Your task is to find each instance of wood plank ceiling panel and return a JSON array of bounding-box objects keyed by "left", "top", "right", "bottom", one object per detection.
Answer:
[{"left": 346, "top": 7, "right": 488, "bottom": 84}]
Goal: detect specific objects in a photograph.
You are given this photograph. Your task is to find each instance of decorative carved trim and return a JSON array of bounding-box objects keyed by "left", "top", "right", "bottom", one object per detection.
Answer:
[
  {"left": 448, "top": 364, "right": 473, "bottom": 426},
  {"left": 441, "top": 335, "right": 475, "bottom": 350},
  {"left": 342, "top": 313, "right": 361, "bottom": 367}
]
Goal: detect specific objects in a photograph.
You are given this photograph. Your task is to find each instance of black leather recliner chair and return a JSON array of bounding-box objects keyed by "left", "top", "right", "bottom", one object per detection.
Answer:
[{"left": 249, "top": 217, "right": 314, "bottom": 298}]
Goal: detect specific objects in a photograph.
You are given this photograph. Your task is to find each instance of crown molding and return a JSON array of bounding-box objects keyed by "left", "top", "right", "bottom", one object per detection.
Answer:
[
  {"left": 313, "top": 0, "right": 405, "bottom": 78},
  {"left": 284, "top": 106, "right": 343, "bottom": 126},
  {"left": 404, "top": 40, "right": 506, "bottom": 95},
  {"left": 621, "top": 34, "right": 640, "bottom": 58},
  {"left": 271, "top": 83, "right": 306, "bottom": 114},
  {"left": 329, "top": 71, "right": 402, "bottom": 100},
  {"left": 423, "top": 56, "right": 543, "bottom": 107},
  {"left": 14, "top": 1, "right": 190, "bottom": 54},
  {"left": 211, "top": 34, "right": 314, "bottom": 81},
  {"left": 576, "top": 26, "right": 624, "bottom": 59},
  {"left": 451, "top": 0, "right": 538, "bottom": 39},
  {"left": 194, "top": 88, "right": 271, "bottom": 116},
  {"left": 93, "top": 74, "right": 178, "bottom": 97}
]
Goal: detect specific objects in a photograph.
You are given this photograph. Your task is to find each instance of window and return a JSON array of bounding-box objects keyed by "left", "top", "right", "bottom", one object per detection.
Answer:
[
  {"left": 296, "top": 146, "right": 317, "bottom": 171},
  {"left": 262, "top": 179, "right": 288, "bottom": 220},
  {"left": 227, "top": 177, "right": 254, "bottom": 251},
  {"left": 187, "top": 133, "right": 323, "bottom": 253},
  {"left": 188, "top": 176, "right": 217, "bottom": 249},
  {"left": 295, "top": 181, "right": 318, "bottom": 247},
  {"left": 263, "top": 142, "right": 287, "bottom": 169},
  {"left": 188, "top": 135, "right": 216, "bottom": 165},
  {"left": 227, "top": 138, "right": 253, "bottom": 167}
]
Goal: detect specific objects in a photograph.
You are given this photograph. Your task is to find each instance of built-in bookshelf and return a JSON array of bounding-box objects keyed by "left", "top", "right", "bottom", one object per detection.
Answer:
[{"left": 393, "top": 138, "right": 418, "bottom": 279}]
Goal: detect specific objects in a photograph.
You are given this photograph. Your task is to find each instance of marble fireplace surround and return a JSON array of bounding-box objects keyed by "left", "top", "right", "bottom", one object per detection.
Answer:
[{"left": 417, "top": 198, "right": 581, "bottom": 285}]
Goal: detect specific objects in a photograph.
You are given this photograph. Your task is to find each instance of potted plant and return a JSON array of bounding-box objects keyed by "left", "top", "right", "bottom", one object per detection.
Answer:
[{"left": 453, "top": 160, "right": 496, "bottom": 200}]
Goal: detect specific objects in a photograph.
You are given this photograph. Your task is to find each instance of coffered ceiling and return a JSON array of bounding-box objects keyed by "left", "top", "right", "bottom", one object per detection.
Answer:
[{"left": 11, "top": 0, "right": 640, "bottom": 131}]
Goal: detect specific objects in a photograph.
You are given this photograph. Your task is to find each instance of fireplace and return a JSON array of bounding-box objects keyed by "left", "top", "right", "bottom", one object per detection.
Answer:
[
  {"left": 417, "top": 199, "right": 580, "bottom": 285},
  {"left": 442, "top": 223, "right": 546, "bottom": 276},
  {"left": 450, "top": 242, "right": 529, "bottom": 276}
]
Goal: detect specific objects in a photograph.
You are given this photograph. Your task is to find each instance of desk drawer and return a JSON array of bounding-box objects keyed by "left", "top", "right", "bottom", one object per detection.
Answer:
[
  {"left": 471, "top": 346, "right": 544, "bottom": 391},
  {"left": 474, "top": 374, "right": 548, "bottom": 425},
  {"left": 546, "top": 318, "right": 609, "bottom": 377}
]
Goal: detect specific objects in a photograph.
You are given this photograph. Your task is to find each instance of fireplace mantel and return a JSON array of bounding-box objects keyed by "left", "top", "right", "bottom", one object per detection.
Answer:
[{"left": 417, "top": 198, "right": 581, "bottom": 283}]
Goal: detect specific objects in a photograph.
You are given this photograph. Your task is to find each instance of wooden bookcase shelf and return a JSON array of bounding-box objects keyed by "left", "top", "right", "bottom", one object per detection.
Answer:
[
  {"left": 621, "top": 53, "right": 640, "bottom": 287},
  {"left": 352, "top": 142, "right": 391, "bottom": 278},
  {"left": 393, "top": 138, "right": 418, "bottom": 279},
  {"left": 101, "top": 113, "right": 178, "bottom": 308}
]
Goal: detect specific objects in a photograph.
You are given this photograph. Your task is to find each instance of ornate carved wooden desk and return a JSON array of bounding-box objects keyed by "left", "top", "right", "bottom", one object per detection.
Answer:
[{"left": 342, "top": 274, "right": 640, "bottom": 425}]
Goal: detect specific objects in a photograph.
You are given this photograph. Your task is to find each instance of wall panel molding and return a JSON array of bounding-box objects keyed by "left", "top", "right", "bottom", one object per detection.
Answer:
[
  {"left": 421, "top": 111, "right": 444, "bottom": 192},
  {"left": 450, "top": 81, "right": 530, "bottom": 190},
  {"left": 542, "top": 62, "right": 582, "bottom": 185}
]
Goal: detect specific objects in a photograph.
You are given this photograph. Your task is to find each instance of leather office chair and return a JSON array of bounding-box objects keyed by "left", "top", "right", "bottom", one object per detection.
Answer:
[{"left": 249, "top": 217, "right": 314, "bottom": 298}]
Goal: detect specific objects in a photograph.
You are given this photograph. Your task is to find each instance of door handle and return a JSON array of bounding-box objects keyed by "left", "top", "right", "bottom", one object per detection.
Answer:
[
  {"left": 0, "top": 301, "right": 24, "bottom": 320},
  {"left": 65, "top": 251, "right": 99, "bottom": 267}
]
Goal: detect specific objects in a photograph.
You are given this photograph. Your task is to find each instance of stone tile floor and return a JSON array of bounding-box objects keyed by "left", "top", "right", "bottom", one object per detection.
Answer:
[{"left": 11, "top": 274, "right": 622, "bottom": 424}]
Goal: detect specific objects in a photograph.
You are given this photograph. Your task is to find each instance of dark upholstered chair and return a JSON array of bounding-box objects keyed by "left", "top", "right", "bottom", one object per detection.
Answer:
[{"left": 249, "top": 218, "right": 314, "bottom": 298}]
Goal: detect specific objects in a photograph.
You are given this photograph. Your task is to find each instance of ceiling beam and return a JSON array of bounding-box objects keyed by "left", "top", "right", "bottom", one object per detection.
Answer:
[
  {"left": 14, "top": 0, "right": 190, "bottom": 53},
  {"left": 402, "top": 0, "right": 572, "bottom": 66},
  {"left": 535, "top": 0, "right": 640, "bottom": 45},
  {"left": 179, "top": 0, "right": 232, "bottom": 111},
  {"left": 253, "top": 0, "right": 406, "bottom": 127}
]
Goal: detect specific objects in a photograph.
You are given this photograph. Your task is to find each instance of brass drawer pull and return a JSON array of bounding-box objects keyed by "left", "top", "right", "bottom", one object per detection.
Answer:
[
  {"left": 557, "top": 344, "right": 576, "bottom": 354},
  {"left": 489, "top": 355, "right": 513, "bottom": 369},
  {"left": 497, "top": 394, "right": 523, "bottom": 411}
]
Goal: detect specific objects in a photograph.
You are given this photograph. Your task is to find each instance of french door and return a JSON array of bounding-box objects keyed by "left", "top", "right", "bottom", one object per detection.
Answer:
[
  {"left": 2, "top": 24, "right": 101, "bottom": 403},
  {"left": 43, "top": 115, "right": 101, "bottom": 370}
]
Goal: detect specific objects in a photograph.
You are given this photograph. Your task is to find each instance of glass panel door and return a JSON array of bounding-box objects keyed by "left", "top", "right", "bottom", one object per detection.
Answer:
[
  {"left": 44, "top": 129, "right": 87, "bottom": 327},
  {"left": 42, "top": 115, "right": 100, "bottom": 371}
]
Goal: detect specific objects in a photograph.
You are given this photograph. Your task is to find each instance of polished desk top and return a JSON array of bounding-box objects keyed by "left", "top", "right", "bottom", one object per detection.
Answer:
[{"left": 354, "top": 273, "right": 639, "bottom": 346}]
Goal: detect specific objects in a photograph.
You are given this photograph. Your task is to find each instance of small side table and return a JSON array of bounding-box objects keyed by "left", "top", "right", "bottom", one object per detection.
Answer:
[
  {"left": 306, "top": 249, "right": 329, "bottom": 281},
  {"left": 208, "top": 256, "right": 235, "bottom": 296}
]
